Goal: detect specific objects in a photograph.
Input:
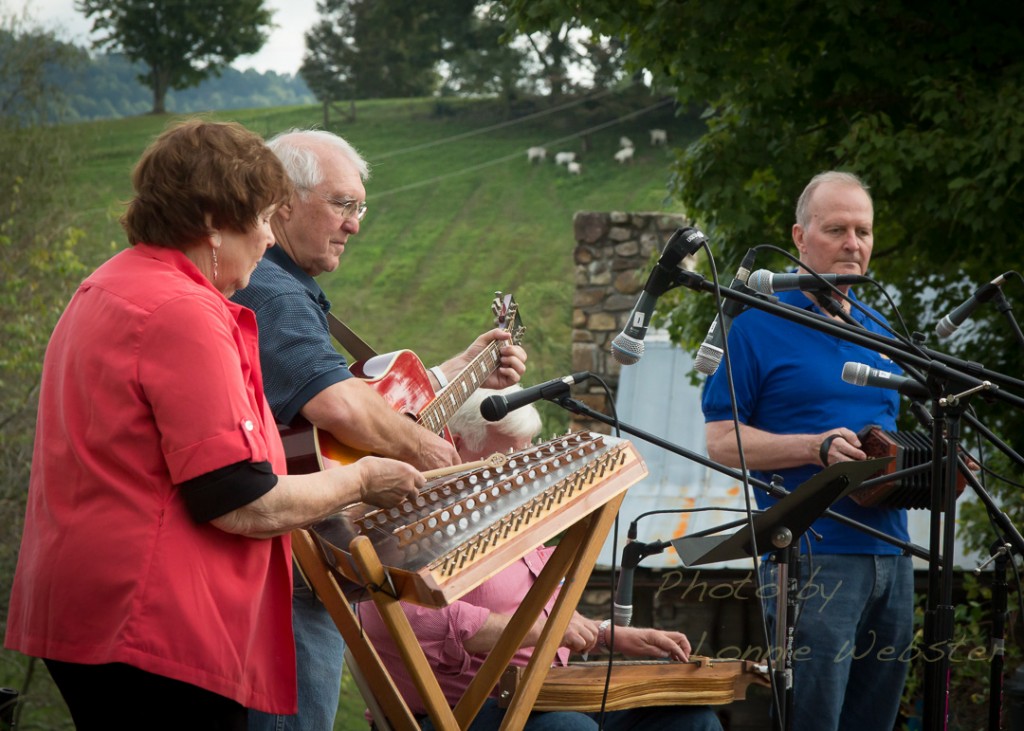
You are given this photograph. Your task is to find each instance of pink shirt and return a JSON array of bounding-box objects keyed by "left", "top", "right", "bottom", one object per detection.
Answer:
[
  {"left": 357, "top": 546, "right": 569, "bottom": 714},
  {"left": 5, "top": 244, "right": 296, "bottom": 714}
]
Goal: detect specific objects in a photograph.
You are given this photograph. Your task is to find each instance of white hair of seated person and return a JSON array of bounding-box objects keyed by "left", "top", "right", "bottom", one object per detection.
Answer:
[{"left": 448, "top": 386, "right": 542, "bottom": 461}]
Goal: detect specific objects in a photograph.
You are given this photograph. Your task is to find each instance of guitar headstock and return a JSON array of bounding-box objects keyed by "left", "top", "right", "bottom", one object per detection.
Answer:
[{"left": 492, "top": 291, "right": 526, "bottom": 345}]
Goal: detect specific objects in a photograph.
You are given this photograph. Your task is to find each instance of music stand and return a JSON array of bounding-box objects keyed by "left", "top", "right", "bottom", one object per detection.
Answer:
[{"left": 670, "top": 457, "right": 891, "bottom": 731}]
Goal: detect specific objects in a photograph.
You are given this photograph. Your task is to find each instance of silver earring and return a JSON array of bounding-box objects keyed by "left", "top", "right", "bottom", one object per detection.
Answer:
[{"left": 212, "top": 248, "right": 219, "bottom": 282}]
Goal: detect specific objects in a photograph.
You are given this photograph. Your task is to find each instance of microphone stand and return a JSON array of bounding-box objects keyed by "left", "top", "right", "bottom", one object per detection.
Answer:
[
  {"left": 669, "top": 269, "right": 1024, "bottom": 407},
  {"left": 904, "top": 400, "right": 1024, "bottom": 730},
  {"left": 992, "top": 288, "right": 1024, "bottom": 350},
  {"left": 674, "top": 268, "right": 1024, "bottom": 728},
  {"left": 766, "top": 524, "right": 800, "bottom": 731},
  {"left": 976, "top": 540, "right": 1013, "bottom": 731}
]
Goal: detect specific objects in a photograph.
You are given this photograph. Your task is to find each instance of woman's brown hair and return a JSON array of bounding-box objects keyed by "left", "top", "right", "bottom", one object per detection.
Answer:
[{"left": 121, "top": 119, "right": 292, "bottom": 249}]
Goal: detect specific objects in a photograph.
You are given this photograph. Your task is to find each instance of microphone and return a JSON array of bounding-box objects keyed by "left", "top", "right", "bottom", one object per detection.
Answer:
[
  {"left": 747, "top": 270, "right": 868, "bottom": 294},
  {"left": 842, "top": 362, "right": 929, "bottom": 399},
  {"left": 611, "top": 227, "right": 708, "bottom": 365},
  {"left": 479, "top": 372, "right": 590, "bottom": 422},
  {"left": 935, "top": 274, "right": 1008, "bottom": 338},
  {"left": 694, "top": 248, "right": 757, "bottom": 375},
  {"left": 614, "top": 538, "right": 670, "bottom": 626}
]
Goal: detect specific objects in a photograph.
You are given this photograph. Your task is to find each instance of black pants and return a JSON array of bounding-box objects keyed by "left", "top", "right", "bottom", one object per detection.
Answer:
[{"left": 44, "top": 659, "right": 247, "bottom": 731}]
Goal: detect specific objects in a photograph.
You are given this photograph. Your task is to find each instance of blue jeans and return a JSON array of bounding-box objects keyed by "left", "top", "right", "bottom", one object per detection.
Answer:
[
  {"left": 249, "top": 585, "right": 345, "bottom": 731},
  {"left": 420, "top": 698, "right": 722, "bottom": 731},
  {"left": 761, "top": 553, "right": 913, "bottom": 731}
]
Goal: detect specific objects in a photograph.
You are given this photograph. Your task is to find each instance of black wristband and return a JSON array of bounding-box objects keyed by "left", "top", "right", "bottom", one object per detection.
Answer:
[{"left": 819, "top": 434, "right": 841, "bottom": 467}]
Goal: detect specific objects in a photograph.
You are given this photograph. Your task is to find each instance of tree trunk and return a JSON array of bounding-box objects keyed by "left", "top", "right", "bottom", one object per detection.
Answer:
[{"left": 150, "top": 66, "right": 168, "bottom": 115}]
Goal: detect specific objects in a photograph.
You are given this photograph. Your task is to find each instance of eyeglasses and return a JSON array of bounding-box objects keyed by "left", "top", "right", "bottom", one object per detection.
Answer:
[{"left": 311, "top": 192, "right": 368, "bottom": 221}]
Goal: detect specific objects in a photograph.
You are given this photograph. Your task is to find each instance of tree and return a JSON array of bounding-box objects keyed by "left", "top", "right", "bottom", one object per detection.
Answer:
[
  {"left": 301, "top": 0, "right": 479, "bottom": 108},
  {"left": 436, "top": 6, "right": 531, "bottom": 104},
  {"left": 0, "top": 16, "right": 79, "bottom": 123},
  {"left": 75, "top": 0, "right": 273, "bottom": 114},
  {"left": 300, "top": 0, "right": 358, "bottom": 123}
]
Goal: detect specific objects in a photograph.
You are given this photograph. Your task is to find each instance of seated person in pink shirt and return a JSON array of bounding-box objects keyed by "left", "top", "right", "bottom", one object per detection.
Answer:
[{"left": 357, "top": 386, "right": 723, "bottom": 731}]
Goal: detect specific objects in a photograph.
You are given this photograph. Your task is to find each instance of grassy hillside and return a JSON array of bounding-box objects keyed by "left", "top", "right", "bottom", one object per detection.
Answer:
[
  {"left": 62, "top": 92, "right": 700, "bottom": 430},
  {"left": 8, "top": 91, "right": 700, "bottom": 728}
]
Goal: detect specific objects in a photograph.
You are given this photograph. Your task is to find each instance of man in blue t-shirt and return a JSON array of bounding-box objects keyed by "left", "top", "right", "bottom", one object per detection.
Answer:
[
  {"left": 232, "top": 129, "right": 527, "bottom": 731},
  {"left": 701, "top": 171, "right": 912, "bottom": 731}
]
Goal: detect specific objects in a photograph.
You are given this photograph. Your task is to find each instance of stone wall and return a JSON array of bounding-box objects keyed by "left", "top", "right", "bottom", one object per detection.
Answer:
[{"left": 569, "top": 210, "right": 690, "bottom": 433}]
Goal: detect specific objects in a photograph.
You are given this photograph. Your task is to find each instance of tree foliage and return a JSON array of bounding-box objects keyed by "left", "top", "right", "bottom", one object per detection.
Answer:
[
  {"left": 0, "top": 20, "right": 79, "bottom": 124},
  {"left": 300, "top": 0, "right": 628, "bottom": 108},
  {"left": 435, "top": 6, "right": 531, "bottom": 102},
  {"left": 505, "top": 0, "right": 1024, "bottom": 440},
  {"left": 75, "top": 0, "right": 273, "bottom": 113},
  {"left": 301, "top": 0, "right": 477, "bottom": 105}
]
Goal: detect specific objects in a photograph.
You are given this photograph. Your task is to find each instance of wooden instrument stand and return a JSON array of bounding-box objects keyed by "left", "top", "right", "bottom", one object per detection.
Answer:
[{"left": 291, "top": 490, "right": 627, "bottom": 731}]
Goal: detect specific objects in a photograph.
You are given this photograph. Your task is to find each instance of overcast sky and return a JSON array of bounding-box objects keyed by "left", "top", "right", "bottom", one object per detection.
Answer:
[{"left": 23, "top": 0, "right": 320, "bottom": 75}]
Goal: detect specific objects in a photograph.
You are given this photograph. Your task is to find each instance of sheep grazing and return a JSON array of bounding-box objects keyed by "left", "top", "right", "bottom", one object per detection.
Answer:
[
  {"left": 649, "top": 128, "right": 668, "bottom": 146},
  {"left": 613, "top": 146, "right": 635, "bottom": 164},
  {"left": 554, "top": 151, "right": 576, "bottom": 165},
  {"left": 567, "top": 161, "right": 582, "bottom": 175},
  {"left": 527, "top": 146, "right": 547, "bottom": 163},
  {"left": 619, "top": 136, "right": 634, "bottom": 149}
]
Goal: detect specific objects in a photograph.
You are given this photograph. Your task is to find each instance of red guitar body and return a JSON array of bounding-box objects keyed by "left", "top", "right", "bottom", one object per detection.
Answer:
[
  {"left": 279, "top": 293, "right": 524, "bottom": 475},
  {"left": 280, "top": 350, "right": 448, "bottom": 474}
]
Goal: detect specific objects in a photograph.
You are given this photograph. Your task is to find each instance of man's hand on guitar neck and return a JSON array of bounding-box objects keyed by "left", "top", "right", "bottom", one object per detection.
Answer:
[{"left": 433, "top": 328, "right": 527, "bottom": 392}]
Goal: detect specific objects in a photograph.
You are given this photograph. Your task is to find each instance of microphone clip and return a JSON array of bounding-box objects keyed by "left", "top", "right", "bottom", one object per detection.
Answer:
[{"left": 621, "top": 538, "right": 669, "bottom": 568}]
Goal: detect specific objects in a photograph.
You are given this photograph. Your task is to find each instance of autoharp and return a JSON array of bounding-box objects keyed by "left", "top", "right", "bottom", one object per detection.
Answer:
[
  {"left": 309, "top": 430, "right": 648, "bottom": 607},
  {"left": 497, "top": 658, "right": 770, "bottom": 711},
  {"left": 851, "top": 425, "right": 966, "bottom": 509}
]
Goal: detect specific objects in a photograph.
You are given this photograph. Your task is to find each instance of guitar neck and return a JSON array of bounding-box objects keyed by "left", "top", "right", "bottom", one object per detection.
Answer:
[{"left": 417, "top": 342, "right": 502, "bottom": 434}]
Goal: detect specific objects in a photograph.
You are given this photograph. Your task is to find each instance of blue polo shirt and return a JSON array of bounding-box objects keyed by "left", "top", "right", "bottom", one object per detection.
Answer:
[
  {"left": 231, "top": 246, "right": 353, "bottom": 426},
  {"left": 701, "top": 288, "right": 908, "bottom": 554}
]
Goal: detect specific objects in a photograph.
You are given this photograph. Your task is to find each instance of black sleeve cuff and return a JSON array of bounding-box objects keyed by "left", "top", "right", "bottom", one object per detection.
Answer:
[{"left": 179, "top": 460, "right": 279, "bottom": 523}]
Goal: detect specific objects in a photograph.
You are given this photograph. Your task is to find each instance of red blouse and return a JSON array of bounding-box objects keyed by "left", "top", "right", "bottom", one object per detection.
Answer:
[{"left": 5, "top": 244, "right": 296, "bottom": 714}]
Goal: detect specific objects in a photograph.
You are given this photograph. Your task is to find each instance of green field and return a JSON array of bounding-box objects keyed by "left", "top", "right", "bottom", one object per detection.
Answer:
[
  {"left": 6, "top": 91, "right": 701, "bottom": 728},
  {"left": 61, "top": 93, "right": 699, "bottom": 430}
]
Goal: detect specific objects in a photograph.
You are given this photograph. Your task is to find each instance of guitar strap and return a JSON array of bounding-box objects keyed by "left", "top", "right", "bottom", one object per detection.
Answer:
[{"left": 327, "top": 312, "right": 378, "bottom": 362}]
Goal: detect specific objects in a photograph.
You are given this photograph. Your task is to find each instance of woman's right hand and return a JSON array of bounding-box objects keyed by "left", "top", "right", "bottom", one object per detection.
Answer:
[{"left": 355, "top": 456, "right": 424, "bottom": 507}]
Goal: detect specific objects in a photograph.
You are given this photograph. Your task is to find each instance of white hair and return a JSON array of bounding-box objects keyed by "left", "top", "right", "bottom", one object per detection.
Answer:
[
  {"left": 267, "top": 129, "right": 370, "bottom": 201},
  {"left": 795, "top": 171, "right": 871, "bottom": 228},
  {"left": 448, "top": 385, "right": 542, "bottom": 453}
]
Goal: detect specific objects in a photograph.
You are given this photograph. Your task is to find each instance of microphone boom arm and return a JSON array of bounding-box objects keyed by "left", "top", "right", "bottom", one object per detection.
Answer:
[{"left": 671, "top": 269, "right": 1024, "bottom": 408}]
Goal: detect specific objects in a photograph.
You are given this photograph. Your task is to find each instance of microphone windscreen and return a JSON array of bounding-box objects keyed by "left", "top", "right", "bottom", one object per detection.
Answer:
[
  {"left": 610, "top": 334, "right": 643, "bottom": 365},
  {"left": 747, "top": 269, "right": 773, "bottom": 294},
  {"left": 479, "top": 395, "right": 508, "bottom": 422},
  {"left": 841, "top": 361, "right": 869, "bottom": 386},
  {"left": 693, "top": 343, "right": 723, "bottom": 375}
]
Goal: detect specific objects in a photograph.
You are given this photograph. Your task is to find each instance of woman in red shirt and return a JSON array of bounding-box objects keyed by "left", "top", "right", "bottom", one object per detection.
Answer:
[{"left": 4, "top": 120, "right": 423, "bottom": 731}]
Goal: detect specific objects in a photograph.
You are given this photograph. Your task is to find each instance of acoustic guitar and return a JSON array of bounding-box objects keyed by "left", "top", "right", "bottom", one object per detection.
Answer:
[{"left": 279, "top": 293, "right": 526, "bottom": 474}]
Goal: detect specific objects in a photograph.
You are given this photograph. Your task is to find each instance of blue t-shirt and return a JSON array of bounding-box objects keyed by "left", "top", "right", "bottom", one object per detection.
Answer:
[
  {"left": 231, "top": 246, "right": 353, "bottom": 425},
  {"left": 701, "top": 288, "right": 908, "bottom": 554}
]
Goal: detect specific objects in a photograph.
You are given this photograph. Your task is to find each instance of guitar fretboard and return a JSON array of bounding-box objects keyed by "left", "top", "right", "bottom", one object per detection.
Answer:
[{"left": 417, "top": 343, "right": 502, "bottom": 435}]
